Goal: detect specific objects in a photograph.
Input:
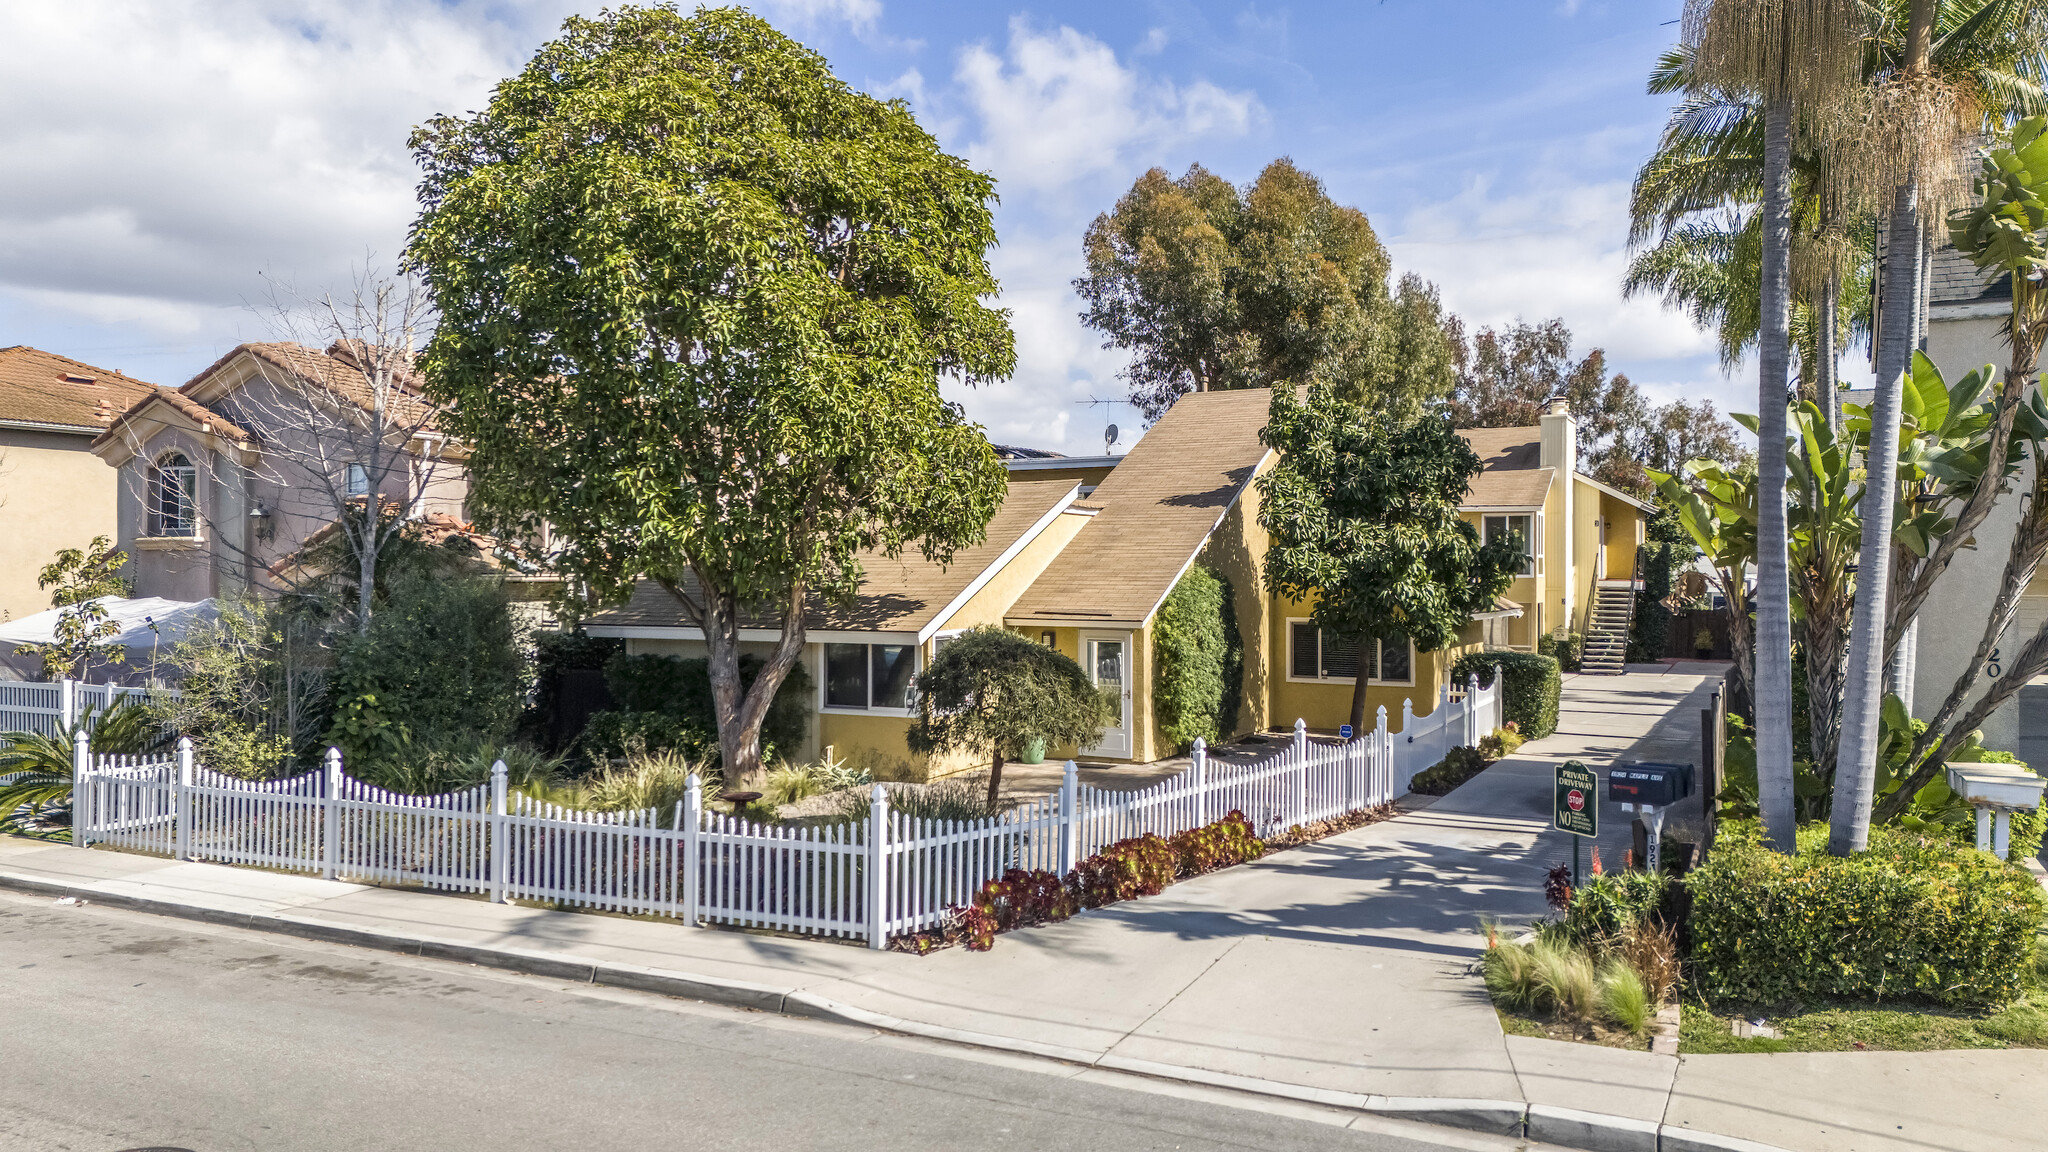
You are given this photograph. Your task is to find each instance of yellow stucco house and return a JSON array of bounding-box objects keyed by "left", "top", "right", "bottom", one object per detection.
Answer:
[
  {"left": 0, "top": 348, "right": 160, "bottom": 622},
  {"left": 584, "top": 390, "right": 1648, "bottom": 777}
]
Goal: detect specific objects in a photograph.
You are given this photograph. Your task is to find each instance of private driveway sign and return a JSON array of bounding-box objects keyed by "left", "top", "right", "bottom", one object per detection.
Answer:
[{"left": 1553, "top": 759, "right": 1598, "bottom": 838}]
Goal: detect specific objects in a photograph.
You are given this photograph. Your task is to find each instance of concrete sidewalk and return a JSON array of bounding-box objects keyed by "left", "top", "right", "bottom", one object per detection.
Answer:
[{"left": 6, "top": 669, "right": 2041, "bottom": 1152}]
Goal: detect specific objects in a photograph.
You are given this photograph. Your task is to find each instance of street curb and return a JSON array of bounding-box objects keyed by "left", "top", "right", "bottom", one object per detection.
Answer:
[
  {"left": 0, "top": 864, "right": 1794, "bottom": 1152},
  {"left": 1529, "top": 1104, "right": 1660, "bottom": 1152}
]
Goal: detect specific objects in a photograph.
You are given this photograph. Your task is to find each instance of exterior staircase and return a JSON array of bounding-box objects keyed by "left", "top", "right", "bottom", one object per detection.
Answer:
[{"left": 1580, "top": 579, "right": 1637, "bottom": 675}]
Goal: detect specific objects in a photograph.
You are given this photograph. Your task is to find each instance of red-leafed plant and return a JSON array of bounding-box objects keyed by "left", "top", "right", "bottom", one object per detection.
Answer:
[
  {"left": 1166, "top": 810, "right": 1265, "bottom": 876},
  {"left": 974, "top": 867, "right": 1079, "bottom": 930},
  {"left": 1069, "top": 834, "right": 1178, "bottom": 908}
]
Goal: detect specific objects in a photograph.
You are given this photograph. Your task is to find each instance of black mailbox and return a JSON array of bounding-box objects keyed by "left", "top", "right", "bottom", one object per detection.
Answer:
[{"left": 1607, "top": 762, "right": 1694, "bottom": 808}]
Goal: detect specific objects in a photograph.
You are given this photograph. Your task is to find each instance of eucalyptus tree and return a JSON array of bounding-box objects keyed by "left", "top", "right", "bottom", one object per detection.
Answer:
[
  {"left": 1076, "top": 160, "right": 1454, "bottom": 421},
  {"left": 406, "top": 8, "right": 1014, "bottom": 788},
  {"left": 1682, "top": 0, "right": 1867, "bottom": 852}
]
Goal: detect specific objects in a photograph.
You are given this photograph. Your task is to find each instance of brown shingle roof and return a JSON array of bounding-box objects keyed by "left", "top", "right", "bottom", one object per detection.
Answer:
[
  {"left": 585, "top": 477, "right": 1084, "bottom": 637},
  {"left": 0, "top": 347, "right": 160, "bottom": 432},
  {"left": 1456, "top": 425, "right": 1553, "bottom": 508},
  {"left": 1005, "top": 388, "right": 1273, "bottom": 626}
]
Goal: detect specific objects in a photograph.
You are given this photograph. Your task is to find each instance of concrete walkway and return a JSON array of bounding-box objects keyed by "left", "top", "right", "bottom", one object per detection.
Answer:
[{"left": 6, "top": 668, "right": 2042, "bottom": 1152}]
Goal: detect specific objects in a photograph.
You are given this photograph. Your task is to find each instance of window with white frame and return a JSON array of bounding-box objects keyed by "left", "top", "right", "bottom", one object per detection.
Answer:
[
  {"left": 1287, "top": 621, "right": 1413, "bottom": 685},
  {"left": 823, "top": 642, "right": 917, "bottom": 711},
  {"left": 1483, "top": 513, "right": 1537, "bottom": 576},
  {"left": 148, "top": 452, "right": 198, "bottom": 537},
  {"left": 346, "top": 462, "right": 370, "bottom": 499}
]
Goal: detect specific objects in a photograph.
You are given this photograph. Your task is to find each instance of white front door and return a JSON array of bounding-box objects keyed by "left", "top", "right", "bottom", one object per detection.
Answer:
[{"left": 1083, "top": 632, "right": 1133, "bottom": 758}]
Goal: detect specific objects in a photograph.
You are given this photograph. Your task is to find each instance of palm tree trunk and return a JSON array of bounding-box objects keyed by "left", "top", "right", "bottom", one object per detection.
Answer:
[
  {"left": 1830, "top": 181, "right": 1920, "bottom": 856},
  {"left": 1817, "top": 270, "right": 1840, "bottom": 432},
  {"left": 1755, "top": 97, "right": 1799, "bottom": 854}
]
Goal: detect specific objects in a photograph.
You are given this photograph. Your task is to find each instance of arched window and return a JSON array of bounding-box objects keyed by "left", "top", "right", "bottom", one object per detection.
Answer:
[{"left": 149, "top": 452, "right": 197, "bottom": 536}]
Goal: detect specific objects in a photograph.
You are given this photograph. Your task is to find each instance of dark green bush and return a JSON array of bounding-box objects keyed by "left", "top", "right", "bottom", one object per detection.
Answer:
[
  {"left": 324, "top": 576, "right": 527, "bottom": 774},
  {"left": 1152, "top": 566, "right": 1243, "bottom": 751},
  {"left": 578, "top": 709, "right": 712, "bottom": 765},
  {"left": 1409, "top": 745, "right": 1491, "bottom": 795},
  {"left": 1688, "top": 824, "right": 2046, "bottom": 1008},
  {"left": 518, "top": 631, "right": 624, "bottom": 750},
  {"left": 1629, "top": 541, "right": 1678, "bottom": 662},
  {"left": 1450, "top": 650, "right": 1561, "bottom": 739},
  {"left": 596, "top": 652, "right": 812, "bottom": 767}
]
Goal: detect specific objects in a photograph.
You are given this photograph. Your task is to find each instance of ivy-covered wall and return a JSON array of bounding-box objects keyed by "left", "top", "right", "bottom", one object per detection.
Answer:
[{"left": 1152, "top": 565, "right": 1243, "bottom": 752}]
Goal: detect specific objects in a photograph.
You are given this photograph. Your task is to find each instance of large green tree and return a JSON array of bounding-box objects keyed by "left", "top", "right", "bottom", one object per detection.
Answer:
[
  {"left": 406, "top": 7, "right": 1013, "bottom": 788},
  {"left": 1258, "top": 385, "right": 1525, "bottom": 733},
  {"left": 1075, "top": 160, "right": 1453, "bottom": 421}
]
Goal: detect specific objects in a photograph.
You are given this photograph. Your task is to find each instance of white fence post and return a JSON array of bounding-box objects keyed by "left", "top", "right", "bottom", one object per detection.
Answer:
[
  {"left": 59, "top": 678, "right": 76, "bottom": 728},
  {"left": 1345, "top": 728, "right": 1360, "bottom": 813},
  {"left": 1493, "top": 664, "right": 1506, "bottom": 732},
  {"left": 1058, "top": 760, "right": 1079, "bottom": 873},
  {"left": 322, "top": 747, "right": 342, "bottom": 881},
  {"left": 1292, "top": 718, "right": 1308, "bottom": 828},
  {"left": 682, "top": 773, "right": 702, "bottom": 925},
  {"left": 1467, "top": 673, "right": 1482, "bottom": 745},
  {"left": 866, "top": 784, "right": 890, "bottom": 950},
  {"left": 1375, "top": 705, "right": 1390, "bottom": 804},
  {"left": 489, "top": 760, "right": 508, "bottom": 904},
  {"left": 71, "top": 727, "right": 90, "bottom": 847},
  {"left": 174, "top": 737, "right": 194, "bottom": 861},
  {"left": 1191, "top": 739, "right": 1208, "bottom": 828}
]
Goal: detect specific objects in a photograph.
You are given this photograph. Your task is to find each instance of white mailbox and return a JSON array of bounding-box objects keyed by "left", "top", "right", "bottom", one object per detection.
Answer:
[{"left": 1944, "top": 762, "right": 2047, "bottom": 861}]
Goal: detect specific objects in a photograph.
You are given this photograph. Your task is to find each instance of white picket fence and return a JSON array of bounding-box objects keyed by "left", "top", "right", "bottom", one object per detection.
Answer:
[
  {"left": 0, "top": 678, "right": 168, "bottom": 736},
  {"left": 75, "top": 672, "right": 1502, "bottom": 949}
]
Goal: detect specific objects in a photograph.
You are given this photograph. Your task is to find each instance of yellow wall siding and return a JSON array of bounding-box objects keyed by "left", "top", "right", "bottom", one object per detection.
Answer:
[
  {"left": 1264, "top": 591, "right": 1451, "bottom": 737},
  {"left": 0, "top": 429, "right": 124, "bottom": 622}
]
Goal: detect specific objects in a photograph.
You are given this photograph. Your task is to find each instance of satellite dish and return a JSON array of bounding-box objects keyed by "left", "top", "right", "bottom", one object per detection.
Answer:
[{"left": 1104, "top": 423, "right": 1120, "bottom": 454}]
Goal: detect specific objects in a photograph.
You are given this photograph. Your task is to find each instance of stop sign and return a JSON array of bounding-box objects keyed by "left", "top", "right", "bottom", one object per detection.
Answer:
[{"left": 1567, "top": 788, "right": 1586, "bottom": 812}]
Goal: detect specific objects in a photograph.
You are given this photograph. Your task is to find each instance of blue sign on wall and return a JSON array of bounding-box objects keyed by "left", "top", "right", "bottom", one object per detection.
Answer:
[{"left": 1339, "top": 724, "right": 1354, "bottom": 740}]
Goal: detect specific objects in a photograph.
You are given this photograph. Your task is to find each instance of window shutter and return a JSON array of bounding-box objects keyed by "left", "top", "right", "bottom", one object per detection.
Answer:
[{"left": 1290, "top": 623, "right": 1319, "bottom": 679}]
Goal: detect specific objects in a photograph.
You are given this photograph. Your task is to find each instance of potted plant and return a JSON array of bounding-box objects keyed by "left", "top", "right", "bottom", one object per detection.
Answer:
[{"left": 1694, "top": 628, "right": 1714, "bottom": 659}]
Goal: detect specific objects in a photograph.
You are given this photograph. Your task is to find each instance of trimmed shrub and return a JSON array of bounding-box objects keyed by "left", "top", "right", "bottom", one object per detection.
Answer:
[
  {"left": 1477, "top": 722, "right": 1523, "bottom": 759},
  {"left": 1070, "top": 834, "right": 1177, "bottom": 908},
  {"left": 1450, "top": 650, "right": 1561, "bottom": 739},
  {"left": 595, "top": 652, "right": 812, "bottom": 768},
  {"left": 579, "top": 709, "right": 711, "bottom": 765},
  {"left": 1409, "top": 745, "right": 1491, "bottom": 795},
  {"left": 1689, "top": 824, "right": 2046, "bottom": 1007},
  {"left": 1628, "top": 540, "right": 1679, "bottom": 663},
  {"left": 1167, "top": 811, "right": 1264, "bottom": 875},
  {"left": 1537, "top": 630, "right": 1582, "bottom": 673},
  {"left": 1151, "top": 565, "right": 1243, "bottom": 752}
]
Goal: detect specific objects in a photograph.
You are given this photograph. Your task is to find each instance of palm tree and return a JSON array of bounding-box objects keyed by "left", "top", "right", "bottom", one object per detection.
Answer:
[
  {"left": 1683, "top": 0, "right": 1867, "bottom": 852},
  {"left": 1831, "top": 0, "right": 2046, "bottom": 855}
]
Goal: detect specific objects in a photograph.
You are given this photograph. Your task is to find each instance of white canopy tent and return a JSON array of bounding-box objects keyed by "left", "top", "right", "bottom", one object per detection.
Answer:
[{"left": 0, "top": 597, "right": 218, "bottom": 684}]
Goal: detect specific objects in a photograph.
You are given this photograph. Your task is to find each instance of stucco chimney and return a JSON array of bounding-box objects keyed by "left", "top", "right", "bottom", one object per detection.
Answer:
[{"left": 1539, "top": 396, "right": 1575, "bottom": 472}]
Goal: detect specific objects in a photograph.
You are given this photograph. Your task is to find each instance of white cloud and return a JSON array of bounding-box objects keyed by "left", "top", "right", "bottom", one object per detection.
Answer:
[
  {"left": 0, "top": 0, "right": 538, "bottom": 324},
  {"left": 955, "top": 19, "right": 1260, "bottom": 194},
  {"left": 754, "top": 0, "right": 883, "bottom": 33}
]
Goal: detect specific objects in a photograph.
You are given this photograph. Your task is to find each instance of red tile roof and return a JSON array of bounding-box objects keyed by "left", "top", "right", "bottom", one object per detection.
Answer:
[{"left": 0, "top": 346, "right": 160, "bottom": 432}]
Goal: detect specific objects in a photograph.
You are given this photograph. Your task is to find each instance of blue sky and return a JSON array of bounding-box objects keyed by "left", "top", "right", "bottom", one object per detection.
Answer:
[{"left": 0, "top": 1, "right": 1819, "bottom": 455}]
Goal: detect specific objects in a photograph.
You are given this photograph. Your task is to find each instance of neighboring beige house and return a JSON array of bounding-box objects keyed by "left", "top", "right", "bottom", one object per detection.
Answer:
[
  {"left": 1908, "top": 246, "right": 2048, "bottom": 770},
  {"left": 0, "top": 347, "right": 160, "bottom": 622},
  {"left": 90, "top": 342, "right": 469, "bottom": 602},
  {"left": 585, "top": 390, "right": 1638, "bottom": 778}
]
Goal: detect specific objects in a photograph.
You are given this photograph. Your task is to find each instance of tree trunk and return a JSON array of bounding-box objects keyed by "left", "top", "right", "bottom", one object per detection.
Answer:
[
  {"left": 687, "top": 571, "right": 808, "bottom": 792},
  {"left": 1817, "top": 270, "right": 1840, "bottom": 433},
  {"left": 355, "top": 509, "right": 377, "bottom": 636},
  {"left": 1754, "top": 97, "right": 1800, "bottom": 854},
  {"left": 987, "top": 750, "right": 1005, "bottom": 809},
  {"left": 1830, "top": 181, "right": 1920, "bottom": 856},
  {"left": 1348, "top": 661, "right": 1371, "bottom": 737}
]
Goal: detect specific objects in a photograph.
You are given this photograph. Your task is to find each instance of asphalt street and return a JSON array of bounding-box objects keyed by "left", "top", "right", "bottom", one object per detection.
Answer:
[{"left": 0, "top": 890, "right": 1548, "bottom": 1152}]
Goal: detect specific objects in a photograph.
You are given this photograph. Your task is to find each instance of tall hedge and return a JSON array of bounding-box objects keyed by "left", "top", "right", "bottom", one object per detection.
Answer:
[
  {"left": 1449, "top": 650, "right": 1560, "bottom": 739},
  {"left": 1628, "top": 541, "right": 1677, "bottom": 663},
  {"left": 1689, "top": 824, "right": 2045, "bottom": 1007},
  {"left": 1152, "top": 566, "right": 1242, "bottom": 752}
]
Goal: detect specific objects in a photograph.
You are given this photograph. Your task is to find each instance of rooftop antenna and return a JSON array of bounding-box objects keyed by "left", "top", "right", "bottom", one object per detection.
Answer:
[{"left": 1075, "top": 393, "right": 1126, "bottom": 456}]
